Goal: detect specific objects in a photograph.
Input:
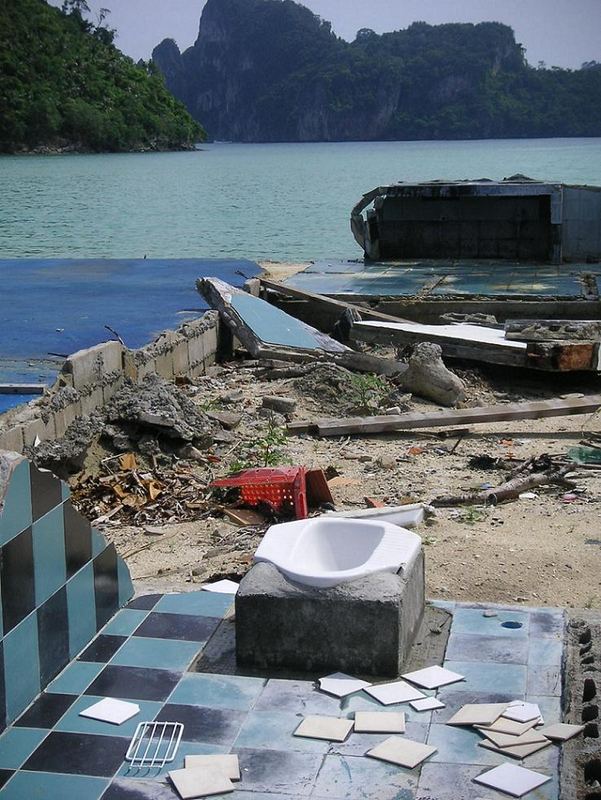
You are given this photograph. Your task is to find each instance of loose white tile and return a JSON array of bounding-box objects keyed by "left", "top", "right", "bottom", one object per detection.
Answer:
[
  {"left": 79, "top": 698, "right": 140, "bottom": 725},
  {"left": 365, "top": 680, "right": 426, "bottom": 706},
  {"left": 479, "top": 739, "right": 552, "bottom": 760},
  {"left": 502, "top": 702, "right": 542, "bottom": 723},
  {"left": 367, "top": 736, "right": 437, "bottom": 769},
  {"left": 184, "top": 754, "right": 240, "bottom": 781},
  {"left": 402, "top": 665, "right": 464, "bottom": 689},
  {"left": 474, "top": 763, "right": 551, "bottom": 797},
  {"left": 354, "top": 711, "right": 406, "bottom": 733},
  {"left": 294, "top": 715, "right": 354, "bottom": 742},
  {"left": 318, "top": 672, "right": 371, "bottom": 698},
  {"left": 539, "top": 723, "right": 585, "bottom": 741},
  {"left": 169, "top": 767, "right": 233, "bottom": 799},
  {"left": 410, "top": 697, "right": 445, "bottom": 712},
  {"left": 201, "top": 580, "right": 239, "bottom": 594},
  {"left": 478, "top": 727, "right": 549, "bottom": 749},
  {"left": 446, "top": 703, "right": 509, "bottom": 727},
  {"left": 477, "top": 718, "right": 539, "bottom": 737}
]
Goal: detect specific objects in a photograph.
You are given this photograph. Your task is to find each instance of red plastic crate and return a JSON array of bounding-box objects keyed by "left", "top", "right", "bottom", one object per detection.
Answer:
[{"left": 212, "top": 467, "right": 308, "bottom": 519}]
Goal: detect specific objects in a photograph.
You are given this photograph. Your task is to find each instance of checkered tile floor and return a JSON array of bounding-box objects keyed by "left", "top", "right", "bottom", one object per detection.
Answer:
[{"left": 0, "top": 594, "right": 565, "bottom": 799}]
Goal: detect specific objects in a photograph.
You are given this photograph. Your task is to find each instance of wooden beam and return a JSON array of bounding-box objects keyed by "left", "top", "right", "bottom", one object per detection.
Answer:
[
  {"left": 352, "top": 320, "right": 527, "bottom": 368},
  {"left": 373, "top": 299, "right": 601, "bottom": 325},
  {"left": 288, "top": 394, "right": 601, "bottom": 438},
  {"left": 352, "top": 320, "right": 600, "bottom": 371},
  {"left": 259, "top": 278, "right": 413, "bottom": 324}
]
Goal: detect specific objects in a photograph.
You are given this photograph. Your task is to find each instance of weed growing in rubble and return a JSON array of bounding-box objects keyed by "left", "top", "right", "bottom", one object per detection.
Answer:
[
  {"left": 229, "top": 414, "right": 289, "bottom": 472},
  {"left": 199, "top": 397, "right": 220, "bottom": 412},
  {"left": 459, "top": 507, "right": 488, "bottom": 525},
  {"left": 348, "top": 373, "right": 388, "bottom": 413}
]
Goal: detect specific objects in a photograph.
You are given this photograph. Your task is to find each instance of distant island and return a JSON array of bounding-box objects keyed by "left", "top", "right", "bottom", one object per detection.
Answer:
[
  {"left": 0, "top": 0, "right": 204, "bottom": 154},
  {"left": 153, "top": 0, "right": 601, "bottom": 143}
]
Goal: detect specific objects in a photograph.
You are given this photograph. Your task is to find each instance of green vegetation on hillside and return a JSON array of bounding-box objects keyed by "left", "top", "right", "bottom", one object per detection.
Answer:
[
  {"left": 0, "top": 0, "right": 205, "bottom": 153},
  {"left": 153, "top": 0, "right": 601, "bottom": 142}
]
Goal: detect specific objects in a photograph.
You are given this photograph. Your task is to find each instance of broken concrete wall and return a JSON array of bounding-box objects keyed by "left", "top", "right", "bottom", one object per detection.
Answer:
[
  {"left": 0, "top": 312, "right": 219, "bottom": 455},
  {"left": 0, "top": 450, "right": 134, "bottom": 726},
  {"left": 562, "top": 187, "right": 601, "bottom": 262}
]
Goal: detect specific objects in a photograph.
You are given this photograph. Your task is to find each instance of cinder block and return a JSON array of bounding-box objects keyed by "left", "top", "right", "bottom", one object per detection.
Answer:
[
  {"left": 171, "top": 338, "right": 190, "bottom": 377},
  {"left": 52, "top": 400, "right": 82, "bottom": 438},
  {"left": 135, "top": 357, "right": 158, "bottom": 381},
  {"left": 102, "top": 375, "right": 124, "bottom": 404},
  {"left": 80, "top": 387, "right": 105, "bottom": 417},
  {"left": 203, "top": 325, "right": 218, "bottom": 359},
  {"left": 101, "top": 341, "right": 123, "bottom": 375},
  {"left": 63, "top": 341, "right": 123, "bottom": 392},
  {"left": 187, "top": 332, "right": 206, "bottom": 370},
  {"left": 122, "top": 351, "right": 138, "bottom": 382},
  {"left": 0, "top": 426, "right": 24, "bottom": 453},
  {"left": 21, "top": 416, "right": 55, "bottom": 447},
  {"left": 236, "top": 552, "right": 425, "bottom": 677},
  {"left": 153, "top": 351, "right": 175, "bottom": 380}
]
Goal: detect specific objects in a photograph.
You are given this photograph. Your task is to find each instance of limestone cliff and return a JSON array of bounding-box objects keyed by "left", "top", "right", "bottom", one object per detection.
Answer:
[{"left": 152, "top": 0, "right": 601, "bottom": 142}]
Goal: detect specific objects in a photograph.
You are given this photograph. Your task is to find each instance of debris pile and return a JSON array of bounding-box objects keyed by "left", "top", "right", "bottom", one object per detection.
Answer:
[
  {"left": 103, "top": 373, "right": 217, "bottom": 453},
  {"left": 72, "top": 453, "right": 210, "bottom": 526},
  {"left": 30, "top": 374, "right": 220, "bottom": 478}
]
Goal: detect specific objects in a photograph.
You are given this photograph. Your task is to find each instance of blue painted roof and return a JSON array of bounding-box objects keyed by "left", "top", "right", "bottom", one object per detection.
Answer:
[{"left": 0, "top": 258, "right": 260, "bottom": 413}]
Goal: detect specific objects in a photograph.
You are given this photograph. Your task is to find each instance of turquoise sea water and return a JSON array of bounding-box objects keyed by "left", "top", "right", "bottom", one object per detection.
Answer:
[{"left": 1, "top": 138, "right": 600, "bottom": 262}]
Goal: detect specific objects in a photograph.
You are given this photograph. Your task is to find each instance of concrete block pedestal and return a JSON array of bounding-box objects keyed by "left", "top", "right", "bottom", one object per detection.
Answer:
[{"left": 235, "top": 551, "right": 425, "bottom": 677}]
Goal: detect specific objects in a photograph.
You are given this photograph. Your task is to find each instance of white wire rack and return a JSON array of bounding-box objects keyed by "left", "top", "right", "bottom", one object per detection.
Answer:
[{"left": 125, "top": 721, "right": 184, "bottom": 769}]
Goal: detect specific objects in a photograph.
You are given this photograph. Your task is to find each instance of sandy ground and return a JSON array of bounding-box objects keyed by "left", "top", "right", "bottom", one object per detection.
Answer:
[{"left": 98, "top": 356, "right": 601, "bottom": 609}]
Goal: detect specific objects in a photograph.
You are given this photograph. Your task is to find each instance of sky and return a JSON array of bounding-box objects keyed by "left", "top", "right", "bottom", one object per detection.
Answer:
[{"left": 50, "top": 0, "right": 601, "bottom": 69}]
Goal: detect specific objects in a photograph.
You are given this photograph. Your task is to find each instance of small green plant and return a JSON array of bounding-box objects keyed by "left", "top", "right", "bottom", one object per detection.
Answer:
[
  {"left": 199, "top": 397, "right": 220, "bottom": 413},
  {"left": 349, "top": 373, "right": 388, "bottom": 414},
  {"left": 459, "top": 507, "right": 488, "bottom": 526},
  {"left": 229, "top": 413, "right": 289, "bottom": 473}
]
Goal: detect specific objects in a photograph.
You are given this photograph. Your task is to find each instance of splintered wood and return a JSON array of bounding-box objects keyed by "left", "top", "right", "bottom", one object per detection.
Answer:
[{"left": 71, "top": 453, "right": 209, "bottom": 526}]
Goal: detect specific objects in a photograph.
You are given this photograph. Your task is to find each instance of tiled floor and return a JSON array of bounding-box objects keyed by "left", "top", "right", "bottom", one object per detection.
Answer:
[{"left": 0, "top": 595, "right": 565, "bottom": 799}]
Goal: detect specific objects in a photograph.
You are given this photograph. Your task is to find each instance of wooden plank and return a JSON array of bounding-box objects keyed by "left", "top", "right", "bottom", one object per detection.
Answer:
[
  {"left": 287, "top": 395, "right": 601, "bottom": 438},
  {"left": 260, "top": 279, "right": 413, "bottom": 324},
  {"left": 352, "top": 320, "right": 527, "bottom": 368},
  {"left": 0, "top": 384, "right": 46, "bottom": 395},
  {"left": 353, "top": 320, "right": 600, "bottom": 371}
]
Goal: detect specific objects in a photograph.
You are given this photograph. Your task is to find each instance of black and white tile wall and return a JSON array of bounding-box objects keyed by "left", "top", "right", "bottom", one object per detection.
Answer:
[{"left": 0, "top": 451, "right": 134, "bottom": 728}]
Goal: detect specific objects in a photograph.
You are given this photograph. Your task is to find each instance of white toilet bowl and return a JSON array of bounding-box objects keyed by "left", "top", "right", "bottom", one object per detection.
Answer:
[{"left": 253, "top": 517, "right": 421, "bottom": 588}]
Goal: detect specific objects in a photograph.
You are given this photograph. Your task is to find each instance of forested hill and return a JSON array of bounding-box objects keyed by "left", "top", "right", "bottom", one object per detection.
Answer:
[
  {"left": 0, "top": 0, "right": 205, "bottom": 153},
  {"left": 153, "top": 0, "right": 601, "bottom": 143}
]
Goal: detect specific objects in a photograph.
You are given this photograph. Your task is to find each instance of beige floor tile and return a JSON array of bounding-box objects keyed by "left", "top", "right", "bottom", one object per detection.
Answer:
[
  {"left": 294, "top": 715, "right": 354, "bottom": 742},
  {"left": 539, "top": 723, "right": 585, "bottom": 741},
  {"left": 354, "top": 711, "right": 406, "bottom": 733},
  {"left": 446, "top": 703, "right": 509, "bottom": 727},
  {"left": 168, "top": 767, "right": 234, "bottom": 799},
  {"left": 367, "top": 736, "right": 437, "bottom": 769},
  {"left": 184, "top": 754, "right": 240, "bottom": 781}
]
